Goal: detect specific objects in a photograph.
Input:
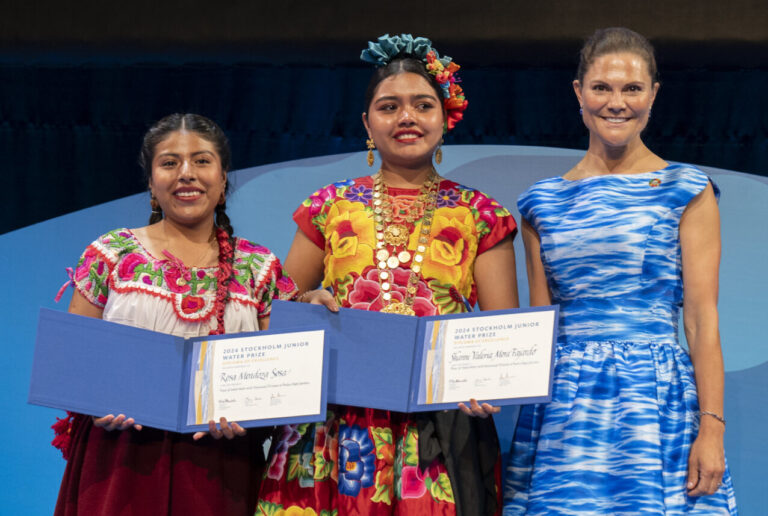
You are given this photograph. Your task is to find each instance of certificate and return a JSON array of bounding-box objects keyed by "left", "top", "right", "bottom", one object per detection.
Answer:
[
  {"left": 188, "top": 331, "right": 325, "bottom": 426},
  {"left": 416, "top": 310, "right": 556, "bottom": 406},
  {"left": 29, "top": 308, "right": 329, "bottom": 432},
  {"left": 269, "top": 301, "right": 558, "bottom": 412}
]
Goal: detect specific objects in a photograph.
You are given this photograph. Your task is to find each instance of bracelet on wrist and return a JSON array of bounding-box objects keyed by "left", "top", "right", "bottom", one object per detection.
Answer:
[{"left": 699, "top": 410, "right": 726, "bottom": 426}]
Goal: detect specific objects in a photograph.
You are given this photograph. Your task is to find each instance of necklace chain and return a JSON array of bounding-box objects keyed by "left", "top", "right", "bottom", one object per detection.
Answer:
[
  {"left": 159, "top": 222, "right": 218, "bottom": 287},
  {"left": 372, "top": 170, "right": 440, "bottom": 316}
]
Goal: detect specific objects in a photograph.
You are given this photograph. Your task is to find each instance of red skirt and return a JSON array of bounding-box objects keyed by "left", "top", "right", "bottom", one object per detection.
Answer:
[{"left": 55, "top": 414, "right": 268, "bottom": 516}]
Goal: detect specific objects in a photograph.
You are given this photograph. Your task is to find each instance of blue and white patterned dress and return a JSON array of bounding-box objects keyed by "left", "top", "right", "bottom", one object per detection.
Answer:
[{"left": 504, "top": 164, "right": 738, "bottom": 515}]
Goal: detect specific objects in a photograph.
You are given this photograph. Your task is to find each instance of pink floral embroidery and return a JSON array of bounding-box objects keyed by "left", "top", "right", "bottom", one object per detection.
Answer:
[
  {"left": 470, "top": 190, "right": 499, "bottom": 227},
  {"left": 401, "top": 462, "right": 440, "bottom": 499},
  {"left": 267, "top": 425, "right": 302, "bottom": 480},
  {"left": 181, "top": 295, "right": 205, "bottom": 314},
  {"left": 117, "top": 252, "right": 148, "bottom": 281},
  {"left": 71, "top": 230, "right": 294, "bottom": 322},
  {"left": 237, "top": 240, "right": 270, "bottom": 255},
  {"left": 74, "top": 253, "right": 96, "bottom": 282},
  {"left": 276, "top": 275, "right": 296, "bottom": 293},
  {"left": 228, "top": 278, "right": 249, "bottom": 295},
  {"left": 163, "top": 266, "right": 191, "bottom": 294},
  {"left": 401, "top": 466, "right": 427, "bottom": 498},
  {"left": 308, "top": 184, "right": 338, "bottom": 216},
  {"left": 349, "top": 268, "right": 436, "bottom": 316}
]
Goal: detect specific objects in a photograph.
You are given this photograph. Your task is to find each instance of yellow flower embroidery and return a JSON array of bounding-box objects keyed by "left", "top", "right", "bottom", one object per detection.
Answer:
[
  {"left": 419, "top": 206, "right": 477, "bottom": 295},
  {"left": 323, "top": 200, "right": 375, "bottom": 288}
]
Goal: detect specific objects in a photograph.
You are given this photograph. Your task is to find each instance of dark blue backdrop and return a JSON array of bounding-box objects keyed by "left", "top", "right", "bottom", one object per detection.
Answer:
[{"left": 2, "top": 58, "right": 766, "bottom": 234}]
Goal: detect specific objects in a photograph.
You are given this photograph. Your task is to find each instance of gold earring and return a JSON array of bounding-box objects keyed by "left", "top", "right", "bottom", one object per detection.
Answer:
[
  {"left": 366, "top": 138, "right": 375, "bottom": 167},
  {"left": 435, "top": 138, "right": 444, "bottom": 165},
  {"left": 150, "top": 194, "right": 161, "bottom": 213}
]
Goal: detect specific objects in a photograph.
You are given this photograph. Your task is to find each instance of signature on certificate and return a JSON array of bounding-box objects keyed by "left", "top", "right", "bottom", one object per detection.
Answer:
[
  {"left": 244, "top": 396, "right": 262, "bottom": 407},
  {"left": 218, "top": 398, "right": 236, "bottom": 409}
]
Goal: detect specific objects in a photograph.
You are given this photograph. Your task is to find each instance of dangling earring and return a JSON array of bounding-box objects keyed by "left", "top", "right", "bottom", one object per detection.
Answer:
[
  {"left": 435, "top": 138, "right": 444, "bottom": 165},
  {"left": 366, "top": 138, "right": 375, "bottom": 167},
  {"left": 150, "top": 195, "right": 161, "bottom": 214},
  {"left": 648, "top": 108, "right": 652, "bottom": 120},
  {"left": 579, "top": 106, "right": 583, "bottom": 116}
]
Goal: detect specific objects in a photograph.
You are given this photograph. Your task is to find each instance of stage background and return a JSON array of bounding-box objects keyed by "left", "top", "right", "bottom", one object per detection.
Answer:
[
  {"left": 2, "top": 146, "right": 767, "bottom": 513},
  {"left": 1, "top": 1, "right": 766, "bottom": 514},
  {"left": 1, "top": 0, "right": 766, "bottom": 235}
]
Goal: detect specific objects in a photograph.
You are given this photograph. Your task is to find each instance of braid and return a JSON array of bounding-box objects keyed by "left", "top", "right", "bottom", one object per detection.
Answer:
[
  {"left": 215, "top": 203, "right": 234, "bottom": 240},
  {"left": 209, "top": 203, "right": 236, "bottom": 336},
  {"left": 210, "top": 225, "right": 234, "bottom": 336}
]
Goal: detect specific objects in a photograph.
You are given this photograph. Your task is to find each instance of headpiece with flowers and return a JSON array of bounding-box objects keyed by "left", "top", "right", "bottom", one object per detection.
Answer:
[{"left": 360, "top": 34, "right": 468, "bottom": 132}]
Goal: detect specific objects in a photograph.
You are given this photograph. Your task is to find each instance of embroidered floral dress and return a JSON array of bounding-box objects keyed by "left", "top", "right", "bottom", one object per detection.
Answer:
[
  {"left": 256, "top": 176, "right": 517, "bottom": 516},
  {"left": 55, "top": 228, "right": 297, "bottom": 516}
]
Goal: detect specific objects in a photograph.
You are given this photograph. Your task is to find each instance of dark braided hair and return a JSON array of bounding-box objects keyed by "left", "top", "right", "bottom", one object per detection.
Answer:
[{"left": 139, "top": 113, "right": 236, "bottom": 334}]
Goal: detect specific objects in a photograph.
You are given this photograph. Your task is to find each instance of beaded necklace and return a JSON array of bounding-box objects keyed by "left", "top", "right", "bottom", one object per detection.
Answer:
[{"left": 372, "top": 170, "right": 440, "bottom": 315}]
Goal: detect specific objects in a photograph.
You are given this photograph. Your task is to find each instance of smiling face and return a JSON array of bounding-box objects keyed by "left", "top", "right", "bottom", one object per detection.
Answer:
[
  {"left": 363, "top": 72, "right": 445, "bottom": 169},
  {"left": 149, "top": 130, "right": 226, "bottom": 228},
  {"left": 574, "top": 51, "right": 659, "bottom": 151}
]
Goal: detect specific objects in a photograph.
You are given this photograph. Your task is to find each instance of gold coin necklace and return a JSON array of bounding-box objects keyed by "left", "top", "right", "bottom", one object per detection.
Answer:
[{"left": 372, "top": 169, "right": 439, "bottom": 316}]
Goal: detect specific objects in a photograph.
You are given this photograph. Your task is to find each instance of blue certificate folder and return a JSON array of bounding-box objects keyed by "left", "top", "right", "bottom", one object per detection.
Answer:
[
  {"left": 28, "top": 308, "right": 329, "bottom": 432},
  {"left": 269, "top": 300, "right": 559, "bottom": 412}
]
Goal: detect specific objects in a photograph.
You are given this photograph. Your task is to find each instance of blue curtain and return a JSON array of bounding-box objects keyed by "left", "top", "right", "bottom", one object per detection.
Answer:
[{"left": 2, "top": 61, "right": 766, "bottom": 234}]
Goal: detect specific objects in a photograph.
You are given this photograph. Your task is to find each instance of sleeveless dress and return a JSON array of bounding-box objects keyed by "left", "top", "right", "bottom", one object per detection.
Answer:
[
  {"left": 256, "top": 176, "right": 517, "bottom": 516},
  {"left": 54, "top": 228, "right": 297, "bottom": 516},
  {"left": 503, "top": 164, "right": 738, "bottom": 514}
]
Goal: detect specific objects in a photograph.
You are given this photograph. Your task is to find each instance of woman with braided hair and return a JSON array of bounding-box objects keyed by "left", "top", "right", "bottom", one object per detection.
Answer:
[
  {"left": 53, "top": 113, "right": 297, "bottom": 515},
  {"left": 256, "top": 35, "right": 519, "bottom": 516}
]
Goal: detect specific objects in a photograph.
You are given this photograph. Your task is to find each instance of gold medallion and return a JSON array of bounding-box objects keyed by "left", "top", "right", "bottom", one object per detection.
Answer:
[
  {"left": 372, "top": 169, "right": 441, "bottom": 320},
  {"left": 381, "top": 302, "right": 416, "bottom": 316},
  {"left": 383, "top": 224, "right": 409, "bottom": 246}
]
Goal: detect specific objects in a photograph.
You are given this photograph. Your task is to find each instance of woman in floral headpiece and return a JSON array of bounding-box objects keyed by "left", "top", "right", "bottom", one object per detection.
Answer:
[
  {"left": 256, "top": 35, "right": 519, "bottom": 516},
  {"left": 53, "top": 114, "right": 297, "bottom": 515}
]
